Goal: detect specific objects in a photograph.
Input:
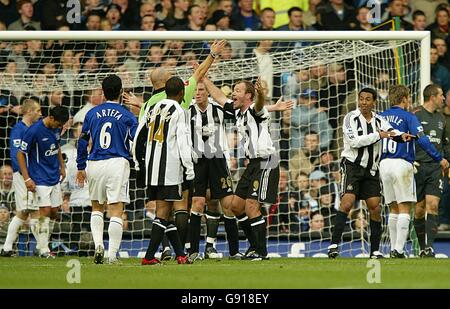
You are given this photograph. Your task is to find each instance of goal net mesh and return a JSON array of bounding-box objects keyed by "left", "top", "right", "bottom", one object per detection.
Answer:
[{"left": 0, "top": 37, "right": 422, "bottom": 257}]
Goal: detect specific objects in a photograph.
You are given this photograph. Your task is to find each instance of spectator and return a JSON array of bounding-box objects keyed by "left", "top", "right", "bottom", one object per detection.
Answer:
[
  {"left": 253, "top": 40, "right": 273, "bottom": 98},
  {"left": 350, "top": 208, "right": 369, "bottom": 233},
  {"left": 141, "top": 14, "right": 156, "bottom": 30},
  {"left": 411, "top": 0, "right": 447, "bottom": 26},
  {"left": 258, "top": 7, "right": 275, "bottom": 30},
  {"left": 142, "top": 45, "right": 164, "bottom": 69},
  {"left": 319, "top": 0, "right": 357, "bottom": 30},
  {"left": 217, "top": 0, "right": 233, "bottom": 16},
  {"left": 155, "top": 0, "right": 172, "bottom": 21},
  {"left": 7, "top": 42, "right": 27, "bottom": 74},
  {"left": 24, "top": 39, "right": 43, "bottom": 75},
  {"left": 0, "top": 21, "right": 6, "bottom": 31},
  {"left": 0, "top": 0, "right": 20, "bottom": 28},
  {"left": 355, "top": 6, "right": 373, "bottom": 31},
  {"left": 318, "top": 184, "right": 337, "bottom": 228},
  {"left": 100, "top": 18, "right": 113, "bottom": 31},
  {"left": 85, "top": 12, "right": 102, "bottom": 31},
  {"left": 39, "top": 0, "right": 68, "bottom": 30},
  {"left": 277, "top": 7, "right": 312, "bottom": 31},
  {"left": 0, "top": 205, "right": 10, "bottom": 250},
  {"left": 112, "top": 0, "right": 139, "bottom": 30},
  {"left": 426, "top": 6, "right": 450, "bottom": 40},
  {"left": 194, "top": 0, "right": 209, "bottom": 18},
  {"left": 431, "top": 44, "right": 450, "bottom": 93},
  {"left": 0, "top": 165, "right": 14, "bottom": 212},
  {"left": 303, "top": 0, "right": 321, "bottom": 27},
  {"left": 289, "top": 131, "right": 321, "bottom": 181},
  {"left": 379, "top": 0, "right": 413, "bottom": 30},
  {"left": 184, "top": 5, "right": 205, "bottom": 30},
  {"left": 73, "top": 88, "right": 103, "bottom": 124},
  {"left": 268, "top": 166, "right": 294, "bottom": 234},
  {"left": 164, "top": 0, "right": 189, "bottom": 30},
  {"left": 433, "top": 37, "right": 450, "bottom": 71},
  {"left": 7, "top": 0, "right": 41, "bottom": 31},
  {"left": 309, "top": 169, "right": 328, "bottom": 199},
  {"left": 106, "top": 3, "right": 124, "bottom": 30},
  {"left": 230, "top": 0, "right": 260, "bottom": 31},
  {"left": 412, "top": 10, "right": 427, "bottom": 31},
  {"left": 99, "top": 47, "right": 119, "bottom": 73},
  {"left": 290, "top": 88, "right": 333, "bottom": 150},
  {"left": 123, "top": 40, "right": 142, "bottom": 76},
  {"left": 309, "top": 211, "right": 325, "bottom": 232},
  {"left": 139, "top": 1, "right": 156, "bottom": 20}
]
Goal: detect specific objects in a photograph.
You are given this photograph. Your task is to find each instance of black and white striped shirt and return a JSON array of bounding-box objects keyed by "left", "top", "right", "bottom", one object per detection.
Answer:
[
  {"left": 133, "top": 99, "right": 194, "bottom": 186},
  {"left": 188, "top": 98, "right": 235, "bottom": 160},
  {"left": 342, "top": 109, "right": 400, "bottom": 172},
  {"left": 236, "top": 104, "right": 275, "bottom": 159}
]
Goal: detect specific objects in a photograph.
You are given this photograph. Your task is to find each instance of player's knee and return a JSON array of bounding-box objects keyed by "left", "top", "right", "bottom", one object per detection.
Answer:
[
  {"left": 426, "top": 198, "right": 440, "bottom": 214},
  {"left": 415, "top": 206, "right": 426, "bottom": 219},
  {"left": 191, "top": 198, "right": 205, "bottom": 213},
  {"left": 245, "top": 199, "right": 260, "bottom": 217}
]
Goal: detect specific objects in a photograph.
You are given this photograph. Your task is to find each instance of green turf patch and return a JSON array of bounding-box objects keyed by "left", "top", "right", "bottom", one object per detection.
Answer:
[{"left": 1, "top": 257, "right": 449, "bottom": 288}]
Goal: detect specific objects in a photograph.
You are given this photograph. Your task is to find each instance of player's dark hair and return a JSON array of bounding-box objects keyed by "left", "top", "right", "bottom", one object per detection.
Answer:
[
  {"left": 389, "top": 85, "right": 410, "bottom": 106},
  {"left": 423, "top": 84, "right": 442, "bottom": 101},
  {"left": 235, "top": 80, "right": 255, "bottom": 100},
  {"left": 102, "top": 74, "right": 122, "bottom": 101},
  {"left": 358, "top": 88, "right": 378, "bottom": 101},
  {"left": 288, "top": 6, "right": 302, "bottom": 17},
  {"left": 49, "top": 105, "right": 70, "bottom": 124},
  {"left": 165, "top": 76, "right": 185, "bottom": 97}
]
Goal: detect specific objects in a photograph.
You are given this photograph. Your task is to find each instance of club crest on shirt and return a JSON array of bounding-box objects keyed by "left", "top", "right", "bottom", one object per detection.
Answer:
[
  {"left": 347, "top": 184, "right": 353, "bottom": 191},
  {"left": 253, "top": 180, "right": 259, "bottom": 191}
]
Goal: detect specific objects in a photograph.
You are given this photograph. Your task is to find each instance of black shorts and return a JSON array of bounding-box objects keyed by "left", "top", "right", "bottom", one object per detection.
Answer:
[
  {"left": 193, "top": 157, "right": 233, "bottom": 199},
  {"left": 340, "top": 159, "right": 381, "bottom": 200},
  {"left": 147, "top": 184, "right": 183, "bottom": 201},
  {"left": 415, "top": 161, "right": 443, "bottom": 201},
  {"left": 235, "top": 157, "right": 280, "bottom": 204}
]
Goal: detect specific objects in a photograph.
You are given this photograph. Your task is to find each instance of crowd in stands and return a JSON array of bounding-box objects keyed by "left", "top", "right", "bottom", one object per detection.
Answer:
[{"left": 0, "top": 0, "right": 450, "bottom": 253}]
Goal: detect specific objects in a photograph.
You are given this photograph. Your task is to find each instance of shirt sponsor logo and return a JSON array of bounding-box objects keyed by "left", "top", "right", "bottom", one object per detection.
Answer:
[
  {"left": 13, "top": 139, "right": 21, "bottom": 147},
  {"left": 45, "top": 143, "right": 58, "bottom": 156}
]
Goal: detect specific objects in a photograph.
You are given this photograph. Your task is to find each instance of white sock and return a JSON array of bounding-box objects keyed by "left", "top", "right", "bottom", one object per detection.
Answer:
[
  {"left": 90, "top": 211, "right": 104, "bottom": 249},
  {"left": 388, "top": 214, "right": 398, "bottom": 251},
  {"left": 3, "top": 216, "right": 25, "bottom": 252},
  {"left": 395, "top": 213, "right": 410, "bottom": 254},
  {"left": 29, "top": 218, "right": 40, "bottom": 249},
  {"left": 38, "top": 217, "right": 50, "bottom": 254},
  {"left": 108, "top": 217, "right": 123, "bottom": 259}
]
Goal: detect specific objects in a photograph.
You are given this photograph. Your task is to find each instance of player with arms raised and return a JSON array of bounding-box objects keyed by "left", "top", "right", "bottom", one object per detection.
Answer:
[{"left": 76, "top": 75, "right": 138, "bottom": 264}]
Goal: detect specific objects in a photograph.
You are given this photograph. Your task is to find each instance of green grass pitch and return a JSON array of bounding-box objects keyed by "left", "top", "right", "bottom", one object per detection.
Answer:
[{"left": 1, "top": 257, "right": 450, "bottom": 288}]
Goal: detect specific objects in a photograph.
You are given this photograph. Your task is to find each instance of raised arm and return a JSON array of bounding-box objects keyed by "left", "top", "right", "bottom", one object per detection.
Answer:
[
  {"left": 202, "top": 76, "right": 228, "bottom": 106},
  {"left": 254, "top": 78, "right": 265, "bottom": 113},
  {"left": 192, "top": 40, "right": 226, "bottom": 82}
]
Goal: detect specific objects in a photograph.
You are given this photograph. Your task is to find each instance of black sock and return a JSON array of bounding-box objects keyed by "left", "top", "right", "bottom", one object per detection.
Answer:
[
  {"left": 205, "top": 211, "right": 220, "bottom": 247},
  {"left": 237, "top": 213, "right": 257, "bottom": 250},
  {"left": 331, "top": 211, "right": 348, "bottom": 245},
  {"left": 426, "top": 214, "right": 439, "bottom": 248},
  {"left": 370, "top": 220, "right": 382, "bottom": 253},
  {"left": 175, "top": 210, "right": 189, "bottom": 246},
  {"left": 188, "top": 212, "right": 202, "bottom": 254},
  {"left": 165, "top": 222, "right": 185, "bottom": 257},
  {"left": 249, "top": 215, "right": 267, "bottom": 257},
  {"left": 414, "top": 217, "right": 426, "bottom": 250},
  {"left": 162, "top": 235, "right": 170, "bottom": 250},
  {"left": 223, "top": 215, "right": 239, "bottom": 256},
  {"left": 145, "top": 218, "right": 167, "bottom": 260}
]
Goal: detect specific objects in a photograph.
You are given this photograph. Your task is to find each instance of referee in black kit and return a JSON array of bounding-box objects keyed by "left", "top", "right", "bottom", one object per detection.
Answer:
[{"left": 327, "top": 88, "right": 412, "bottom": 259}]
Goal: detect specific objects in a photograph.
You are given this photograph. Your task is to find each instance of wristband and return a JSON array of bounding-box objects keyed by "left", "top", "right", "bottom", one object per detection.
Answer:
[
  {"left": 210, "top": 51, "right": 218, "bottom": 59},
  {"left": 24, "top": 178, "right": 31, "bottom": 183}
]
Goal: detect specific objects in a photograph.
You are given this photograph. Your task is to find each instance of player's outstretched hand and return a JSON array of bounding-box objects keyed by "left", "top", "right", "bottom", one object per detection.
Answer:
[
  {"left": 210, "top": 40, "right": 227, "bottom": 56},
  {"left": 255, "top": 77, "right": 264, "bottom": 94},
  {"left": 272, "top": 97, "right": 294, "bottom": 111},
  {"left": 76, "top": 170, "right": 87, "bottom": 188},
  {"left": 123, "top": 92, "right": 143, "bottom": 108},
  {"left": 401, "top": 133, "right": 415, "bottom": 142}
]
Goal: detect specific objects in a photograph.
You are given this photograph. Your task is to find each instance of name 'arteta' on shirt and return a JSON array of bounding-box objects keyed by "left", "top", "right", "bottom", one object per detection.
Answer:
[{"left": 95, "top": 108, "right": 123, "bottom": 120}]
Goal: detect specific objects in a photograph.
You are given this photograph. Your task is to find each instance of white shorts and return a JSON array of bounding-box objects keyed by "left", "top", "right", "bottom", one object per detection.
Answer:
[
  {"left": 34, "top": 184, "right": 63, "bottom": 208},
  {"left": 13, "top": 172, "right": 38, "bottom": 212},
  {"left": 86, "top": 157, "right": 130, "bottom": 204},
  {"left": 380, "top": 158, "right": 417, "bottom": 204}
]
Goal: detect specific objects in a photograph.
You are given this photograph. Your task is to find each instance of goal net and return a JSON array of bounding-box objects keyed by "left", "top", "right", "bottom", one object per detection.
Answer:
[{"left": 0, "top": 31, "right": 430, "bottom": 258}]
